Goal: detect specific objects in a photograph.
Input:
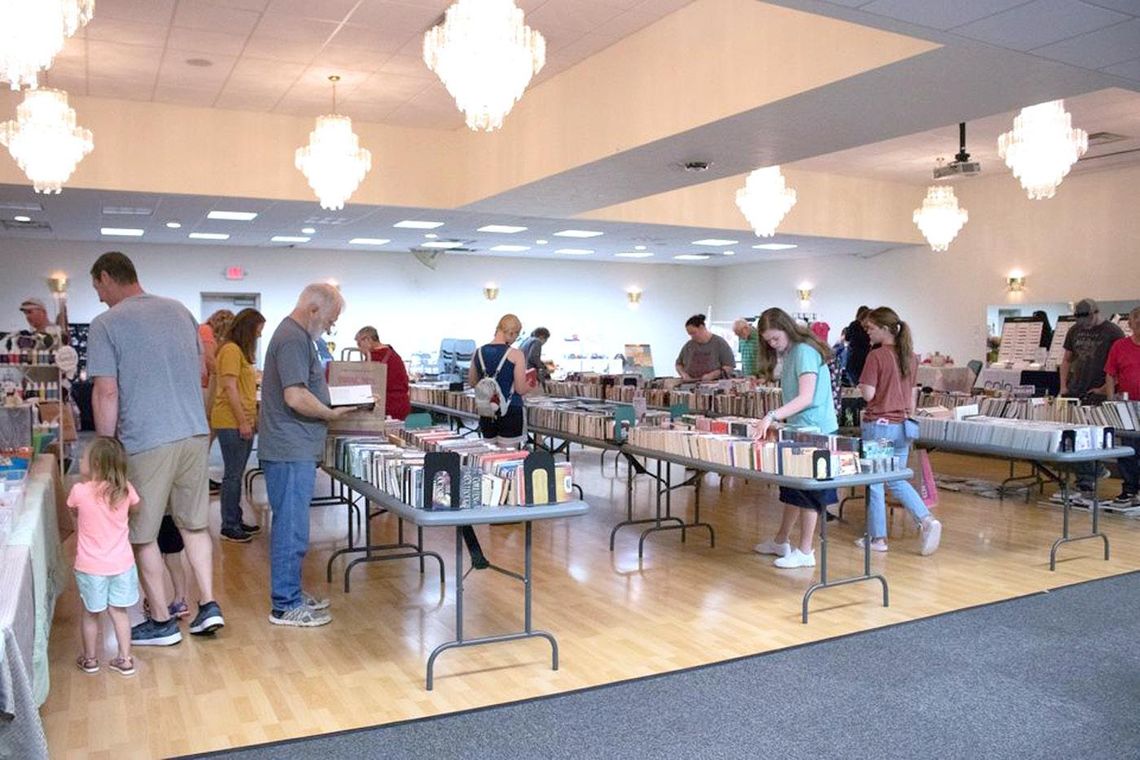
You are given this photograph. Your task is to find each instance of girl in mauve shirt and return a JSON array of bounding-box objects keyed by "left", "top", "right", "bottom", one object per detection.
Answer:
[
  {"left": 858, "top": 306, "right": 941, "bottom": 556},
  {"left": 68, "top": 437, "right": 141, "bottom": 676}
]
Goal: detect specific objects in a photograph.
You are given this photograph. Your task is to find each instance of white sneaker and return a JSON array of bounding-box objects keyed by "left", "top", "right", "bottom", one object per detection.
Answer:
[
  {"left": 773, "top": 548, "right": 816, "bottom": 568},
  {"left": 920, "top": 518, "right": 942, "bottom": 556},
  {"left": 753, "top": 539, "right": 791, "bottom": 557},
  {"left": 854, "top": 537, "right": 889, "bottom": 552}
]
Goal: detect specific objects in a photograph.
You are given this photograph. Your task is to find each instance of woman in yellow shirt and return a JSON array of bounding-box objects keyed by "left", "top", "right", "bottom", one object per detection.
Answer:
[{"left": 210, "top": 308, "right": 265, "bottom": 543}]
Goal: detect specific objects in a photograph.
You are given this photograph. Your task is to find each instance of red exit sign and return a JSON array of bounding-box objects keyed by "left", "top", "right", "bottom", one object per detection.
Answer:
[{"left": 225, "top": 266, "right": 246, "bottom": 280}]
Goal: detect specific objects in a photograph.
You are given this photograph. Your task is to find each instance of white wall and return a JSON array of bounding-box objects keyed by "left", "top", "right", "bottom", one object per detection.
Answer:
[
  {"left": 715, "top": 161, "right": 1140, "bottom": 364},
  {"left": 0, "top": 240, "right": 717, "bottom": 378}
]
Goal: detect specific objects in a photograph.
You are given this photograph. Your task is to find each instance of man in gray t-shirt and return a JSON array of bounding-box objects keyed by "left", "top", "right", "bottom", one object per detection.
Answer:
[
  {"left": 675, "top": 314, "right": 735, "bottom": 381},
  {"left": 260, "top": 283, "right": 351, "bottom": 628},
  {"left": 87, "top": 251, "right": 222, "bottom": 647}
]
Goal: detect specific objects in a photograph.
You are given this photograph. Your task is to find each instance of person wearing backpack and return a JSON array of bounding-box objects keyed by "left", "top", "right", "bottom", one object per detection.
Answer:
[{"left": 462, "top": 314, "right": 538, "bottom": 568}]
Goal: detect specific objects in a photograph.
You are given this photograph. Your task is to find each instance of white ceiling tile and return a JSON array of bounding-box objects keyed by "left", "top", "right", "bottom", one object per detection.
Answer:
[
  {"left": 264, "top": 0, "right": 360, "bottom": 21},
  {"left": 628, "top": 0, "right": 693, "bottom": 17},
  {"left": 93, "top": 0, "right": 177, "bottom": 25},
  {"left": 214, "top": 89, "right": 283, "bottom": 110},
  {"left": 241, "top": 34, "right": 324, "bottom": 62},
  {"left": 152, "top": 85, "right": 222, "bottom": 107},
  {"left": 376, "top": 54, "right": 436, "bottom": 80},
  {"left": 953, "top": 0, "right": 1129, "bottom": 52},
  {"left": 253, "top": 15, "right": 340, "bottom": 42},
  {"left": 346, "top": 1, "right": 451, "bottom": 29},
  {"left": 1033, "top": 18, "right": 1140, "bottom": 68},
  {"left": 87, "top": 76, "right": 156, "bottom": 100},
  {"left": 44, "top": 72, "right": 89, "bottom": 95},
  {"left": 858, "top": 0, "right": 1030, "bottom": 31},
  {"left": 353, "top": 72, "right": 431, "bottom": 99},
  {"left": 328, "top": 23, "right": 412, "bottom": 52},
  {"left": 294, "top": 66, "right": 372, "bottom": 97},
  {"left": 272, "top": 96, "right": 335, "bottom": 115},
  {"left": 311, "top": 45, "right": 390, "bottom": 73},
  {"left": 205, "top": 0, "right": 272, "bottom": 10},
  {"left": 43, "top": 57, "right": 87, "bottom": 81},
  {"left": 226, "top": 58, "right": 307, "bottom": 88},
  {"left": 173, "top": 1, "right": 262, "bottom": 35},
  {"left": 526, "top": 0, "right": 624, "bottom": 34},
  {"left": 86, "top": 41, "right": 164, "bottom": 81},
  {"left": 167, "top": 27, "right": 251, "bottom": 57},
  {"left": 159, "top": 55, "right": 238, "bottom": 87},
  {"left": 338, "top": 102, "right": 403, "bottom": 123},
  {"left": 1103, "top": 57, "right": 1140, "bottom": 81},
  {"left": 55, "top": 36, "right": 88, "bottom": 63},
  {"left": 85, "top": 18, "right": 169, "bottom": 47}
]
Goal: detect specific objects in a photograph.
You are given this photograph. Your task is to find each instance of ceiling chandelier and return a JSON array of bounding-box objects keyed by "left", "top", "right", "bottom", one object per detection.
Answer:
[
  {"left": 0, "top": 87, "right": 93, "bottom": 194},
  {"left": 295, "top": 76, "right": 372, "bottom": 211},
  {"left": 0, "top": 0, "right": 94, "bottom": 90},
  {"left": 735, "top": 166, "right": 797, "bottom": 237},
  {"left": 423, "top": 0, "right": 546, "bottom": 132},
  {"left": 997, "top": 100, "right": 1087, "bottom": 200},
  {"left": 913, "top": 185, "right": 967, "bottom": 252}
]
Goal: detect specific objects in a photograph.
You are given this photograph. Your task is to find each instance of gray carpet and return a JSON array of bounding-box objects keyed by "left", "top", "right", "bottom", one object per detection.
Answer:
[{"left": 184, "top": 573, "right": 1140, "bottom": 760}]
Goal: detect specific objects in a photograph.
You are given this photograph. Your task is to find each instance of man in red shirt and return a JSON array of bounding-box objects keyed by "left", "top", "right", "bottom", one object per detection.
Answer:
[
  {"left": 1105, "top": 307, "right": 1140, "bottom": 506},
  {"left": 354, "top": 326, "right": 411, "bottom": 420}
]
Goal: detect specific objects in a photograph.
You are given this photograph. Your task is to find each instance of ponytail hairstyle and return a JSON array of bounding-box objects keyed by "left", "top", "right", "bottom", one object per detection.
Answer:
[
  {"left": 86, "top": 436, "right": 130, "bottom": 509},
  {"left": 866, "top": 306, "right": 915, "bottom": 380},
  {"left": 755, "top": 307, "right": 832, "bottom": 381}
]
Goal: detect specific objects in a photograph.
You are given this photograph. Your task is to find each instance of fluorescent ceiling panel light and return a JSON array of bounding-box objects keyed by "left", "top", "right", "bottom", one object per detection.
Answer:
[
  {"left": 271, "top": 235, "right": 310, "bottom": 243},
  {"left": 421, "top": 240, "right": 464, "bottom": 249},
  {"left": 301, "top": 227, "right": 316, "bottom": 234},
  {"left": 490, "top": 244, "right": 531, "bottom": 252},
  {"left": 752, "top": 243, "right": 798, "bottom": 250},
  {"left": 394, "top": 220, "right": 444, "bottom": 229},
  {"left": 634, "top": 245, "right": 647, "bottom": 250},
  {"left": 722, "top": 251, "right": 736, "bottom": 256},
  {"left": 13, "top": 215, "right": 31, "bottom": 222},
  {"left": 535, "top": 239, "right": 548, "bottom": 245},
  {"left": 478, "top": 224, "right": 528, "bottom": 234},
  {"left": 208, "top": 211, "right": 258, "bottom": 221},
  {"left": 165, "top": 221, "right": 182, "bottom": 229},
  {"left": 674, "top": 254, "right": 710, "bottom": 261},
  {"left": 102, "top": 206, "right": 153, "bottom": 216},
  {"left": 100, "top": 227, "right": 144, "bottom": 236},
  {"left": 554, "top": 248, "right": 594, "bottom": 255},
  {"left": 615, "top": 252, "right": 654, "bottom": 258},
  {"left": 348, "top": 238, "right": 390, "bottom": 245},
  {"left": 188, "top": 232, "right": 230, "bottom": 240},
  {"left": 691, "top": 238, "right": 737, "bottom": 246},
  {"left": 553, "top": 229, "right": 603, "bottom": 238}
]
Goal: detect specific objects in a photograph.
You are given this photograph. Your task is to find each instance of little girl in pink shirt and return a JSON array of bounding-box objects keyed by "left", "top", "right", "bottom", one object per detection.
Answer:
[{"left": 67, "top": 437, "right": 140, "bottom": 676}]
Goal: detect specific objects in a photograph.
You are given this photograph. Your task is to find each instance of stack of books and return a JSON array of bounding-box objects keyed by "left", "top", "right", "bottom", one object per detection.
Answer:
[
  {"left": 526, "top": 397, "right": 669, "bottom": 440},
  {"left": 916, "top": 415, "right": 1114, "bottom": 453}
]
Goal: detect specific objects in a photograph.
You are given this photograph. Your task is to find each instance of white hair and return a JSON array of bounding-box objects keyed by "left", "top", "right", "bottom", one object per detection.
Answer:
[{"left": 296, "top": 283, "right": 344, "bottom": 315}]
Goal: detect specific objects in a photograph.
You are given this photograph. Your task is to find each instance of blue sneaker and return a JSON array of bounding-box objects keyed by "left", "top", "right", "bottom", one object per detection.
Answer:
[
  {"left": 189, "top": 601, "right": 225, "bottom": 636},
  {"left": 131, "top": 617, "right": 182, "bottom": 647}
]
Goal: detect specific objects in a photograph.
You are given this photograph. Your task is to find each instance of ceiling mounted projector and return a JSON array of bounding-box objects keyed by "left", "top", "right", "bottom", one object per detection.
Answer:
[{"left": 932, "top": 122, "right": 981, "bottom": 180}]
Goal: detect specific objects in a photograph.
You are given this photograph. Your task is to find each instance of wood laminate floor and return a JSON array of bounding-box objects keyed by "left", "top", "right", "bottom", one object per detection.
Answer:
[{"left": 41, "top": 448, "right": 1140, "bottom": 758}]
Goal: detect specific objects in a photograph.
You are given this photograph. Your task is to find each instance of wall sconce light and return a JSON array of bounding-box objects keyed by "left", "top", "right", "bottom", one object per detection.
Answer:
[
  {"left": 626, "top": 286, "right": 642, "bottom": 308},
  {"left": 1007, "top": 272, "right": 1025, "bottom": 292},
  {"left": 796, "top": 283, "right": 813, "bottom": 310},
  {"left": 483, "top": 282, "right": 499, "bottom": 301},
  {"left": 46, "top": 271, "right": 69, "bottom": 294}
]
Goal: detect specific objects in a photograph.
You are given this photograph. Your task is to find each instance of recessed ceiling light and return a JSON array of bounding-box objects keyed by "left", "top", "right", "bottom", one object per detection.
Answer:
[
  {"left": 424, "top": 232, "right": 438, "bottom": 239},
  {"left": 301, "top": 227, "right": 316, "bottom": 234},
  {"left": 102, "top": 206, "right": 153, "bottom": 216},
  {"left": 13, "top": 215, "right": 31, "bottom": 222},
  {"left": 348, "top": 238, "right": 390, "bottom": 245},
  {"left": 208, "top": 211, "right": 258, "bottom": 221},
  {"left": 722, "top": 250, "right": 735, "bottom": 256},
  {"left": 554, "top": 248, "right": 594, "bottom": 255},
  {"left": 165, "top": 221, "right": 182, "bottom": 229},
  {"left": 535, "top": 239, "right": 548, "bottom": 245},
  {"left": 691, "top": 238, "right": 738, "bottom": 246},
  {"left": 421, "top": 240, "right": 464, "bottom": 249},
  {"left": 189, "top": 232, "right": 230, "bottom": 240},
  {"left": 752, "top": 243, "right": 798, "bottom": 250},
  {"left": 616, "top": 252, "right": 654, "bottom": 258},
  {"left": 490, "top": 244, "right": 531, "bottom": 252},
  {"left": 634, "top": 245, "right": 647, "bottom": 251},
  {"left": 478, "top": 224, "right": 528, "bottom": 234},
  {"left": 271, "top": 235, "right": 310, "bottom": 243},
  {"left": 553, "top": 229, "right": 603, "bottom": 238},
  {"left": 394, "top": 220, "right": 444, "bottom": 229},
  {"left": 674, "top": 254, "right": 710, "bottom": 261},
  {"left": 100, "top": 227, "right": 144, "bottom": 237}
]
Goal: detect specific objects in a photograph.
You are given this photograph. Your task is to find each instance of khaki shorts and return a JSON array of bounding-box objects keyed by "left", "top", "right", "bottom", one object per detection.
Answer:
[{"left": 127, "top": 436, "right": 210, "bottom": 544}]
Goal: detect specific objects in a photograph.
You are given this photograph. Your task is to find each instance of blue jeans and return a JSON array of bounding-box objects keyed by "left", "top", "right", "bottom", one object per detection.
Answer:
[
  {"left": 216, "top": 428, "right": 253, "bottom": 532},
  {"left": 1119, "top": 452, "right": 1140, "bottom": 495},
  {"left": 263, "top": 460, "right": 316, "bottom": 612},
  {"left": 861, "top": 421, "right": 930, "bottom": 539}
]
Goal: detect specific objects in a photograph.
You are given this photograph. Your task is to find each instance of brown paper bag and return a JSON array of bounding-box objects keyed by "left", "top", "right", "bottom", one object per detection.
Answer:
[{"left": 327, "top": 361, "right": 387, "bottom": 434}]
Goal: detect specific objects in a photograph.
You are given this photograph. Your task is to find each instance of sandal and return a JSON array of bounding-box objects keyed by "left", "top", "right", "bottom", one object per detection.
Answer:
[
  {"left": 76, "top": 655, "right": 99, "bottom": 674},
  {"left": 108, "top": 656, "right": 135, "bottom": 677}
]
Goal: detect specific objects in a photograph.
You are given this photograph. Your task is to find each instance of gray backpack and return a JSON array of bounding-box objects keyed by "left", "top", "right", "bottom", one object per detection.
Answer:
[{"left": 474, "top": 346, "right": 512, "bottom": 418}]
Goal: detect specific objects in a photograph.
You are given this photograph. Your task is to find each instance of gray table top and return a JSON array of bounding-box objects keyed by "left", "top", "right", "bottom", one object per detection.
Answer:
[
  {"left": 323, "top": 466, "right": 590, "bottom": 526},
  {"left": 917, "top": 439, "right": 1136, "bottom": 462},
  {"left": 410, "top": 401, "right": 481, "bottom": 422},
  {"left": 620, "top": 445, "right": 913, "bottom": 491}
]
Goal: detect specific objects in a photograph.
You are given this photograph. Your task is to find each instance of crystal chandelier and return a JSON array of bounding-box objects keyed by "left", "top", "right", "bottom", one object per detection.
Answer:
[
  {"left": 735, "top": 166, "right": 797, "bottom": 237},
  {"left": 913, "top": 186, "right": 967, "bottom": 252},
  {"left": 423, "top": 0, "right": 545, "bottom": 132},
  {"left": 0, "top": 0, "right": 94, "bottom": 90},
  {"left": 0, "top": 87, "right": 93, "bottom": 194},
  {"left": 295, "top": 76, "right": 372, "bottom": 211},
  {"left": 997, "top": 100, "right": 1087, "bottom": 200}
]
